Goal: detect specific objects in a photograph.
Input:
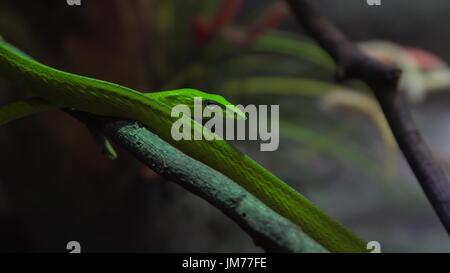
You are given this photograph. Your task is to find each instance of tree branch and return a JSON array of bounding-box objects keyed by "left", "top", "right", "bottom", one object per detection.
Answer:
[
  {"left": 71, "top": 111, "right": 327, "bottom": 253},
  {"left": 286, "top": 0, "right": 450, "bottom": 234}
]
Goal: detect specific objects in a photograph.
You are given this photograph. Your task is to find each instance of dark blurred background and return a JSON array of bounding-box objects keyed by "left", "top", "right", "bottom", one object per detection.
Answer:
[{"left": 0, "top": 0, "right": 450, "bottom": 252}]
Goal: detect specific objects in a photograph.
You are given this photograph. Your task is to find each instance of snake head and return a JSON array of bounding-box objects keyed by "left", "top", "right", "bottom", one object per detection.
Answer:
[
  {"left": 151, "top": 88, "right": 247, "bottom": 120},
  {"left": 202, "top": 93, "right": 247, "bottom": 120}
]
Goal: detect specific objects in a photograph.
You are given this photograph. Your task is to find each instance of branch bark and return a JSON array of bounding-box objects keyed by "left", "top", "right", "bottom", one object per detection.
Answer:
[
  {"left": 71, "top": 111, "right": 327, "bottom": 253},
  {"left": 286, "top": 0, "right": 450, "bottom": 234}
]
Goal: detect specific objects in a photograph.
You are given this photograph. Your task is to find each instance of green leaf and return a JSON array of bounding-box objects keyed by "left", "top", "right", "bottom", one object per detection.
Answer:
[
  {"left": 252, "top": 31, "right": 336, "bottom": 70},
  {"left": 222, "top": 76, "right": 356, "bottom": 98},
  {"left": 280, "top": 121, "right": 381, "bottom": 175}
]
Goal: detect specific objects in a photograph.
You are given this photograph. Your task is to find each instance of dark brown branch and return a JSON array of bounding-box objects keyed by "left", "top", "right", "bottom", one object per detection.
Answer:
[{"left": 286, "top": 0, "right": 450, "bottom": 234}]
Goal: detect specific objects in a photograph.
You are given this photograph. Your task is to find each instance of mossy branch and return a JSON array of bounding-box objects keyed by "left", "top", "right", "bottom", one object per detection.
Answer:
[{"left": 71, "top": 111, "right": 327, "bottom": 253}]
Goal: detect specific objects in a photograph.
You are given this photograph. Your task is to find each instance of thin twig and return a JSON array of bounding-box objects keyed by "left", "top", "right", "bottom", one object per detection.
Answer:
[
  {"left": 286, "top": 0, "right": 450, "bottom": 235},
  {"left": 71, "top": 111, "right": 327, "bottom": 253}
]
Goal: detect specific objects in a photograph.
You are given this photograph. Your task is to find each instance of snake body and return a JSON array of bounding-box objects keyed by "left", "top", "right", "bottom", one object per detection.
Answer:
[{"left": 0, "top": 39, "right": 366, "bottom": 252}]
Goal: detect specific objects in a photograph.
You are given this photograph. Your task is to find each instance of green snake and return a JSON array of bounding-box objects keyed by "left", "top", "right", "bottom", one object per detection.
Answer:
[{"left": 0, "top": 38, "right": 367, "bottom": 252}]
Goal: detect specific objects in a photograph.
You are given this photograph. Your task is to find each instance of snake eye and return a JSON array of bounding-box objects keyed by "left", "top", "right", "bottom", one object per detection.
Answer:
[{"left": 204, "top": 100, "right": 221, "bottom": 109}]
